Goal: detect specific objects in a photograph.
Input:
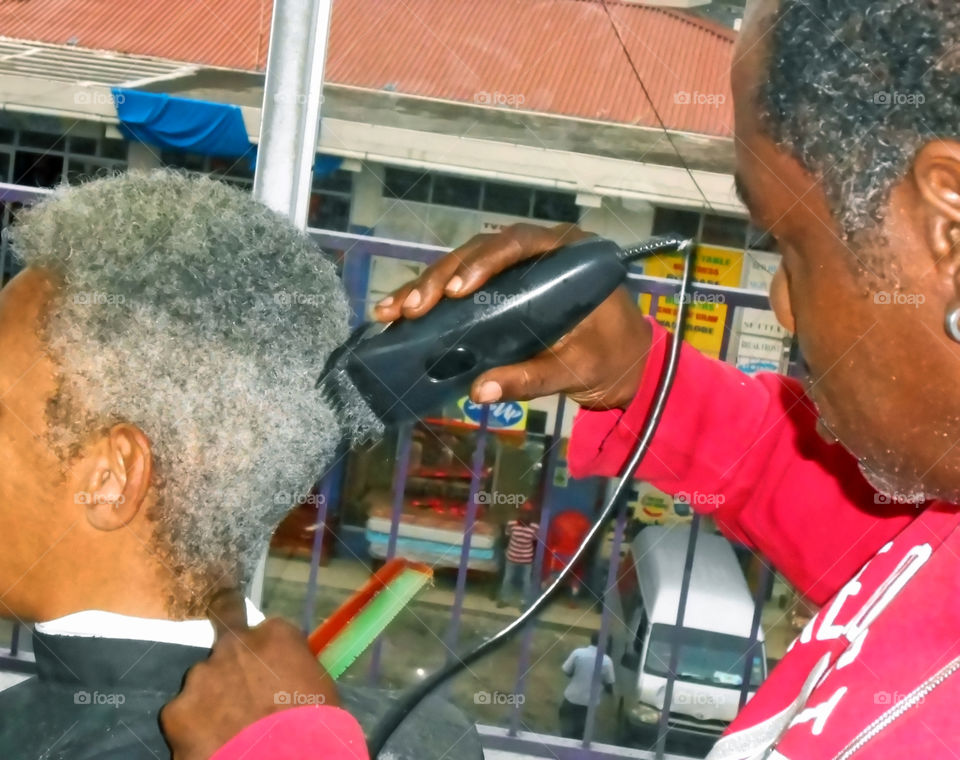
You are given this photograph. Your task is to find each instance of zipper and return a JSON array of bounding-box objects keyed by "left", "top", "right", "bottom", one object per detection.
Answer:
[{"left": 832, "top": 655, "right": 960, "bottom": 760}]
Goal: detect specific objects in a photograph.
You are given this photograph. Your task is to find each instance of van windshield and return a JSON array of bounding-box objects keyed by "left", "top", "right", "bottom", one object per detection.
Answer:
[{"left": 643, "top": 624, "right": 764, "bottom": 689}]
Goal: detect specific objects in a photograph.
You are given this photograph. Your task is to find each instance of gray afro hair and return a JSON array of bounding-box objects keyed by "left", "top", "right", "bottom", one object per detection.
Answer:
[
  {"left": 11, "top": 169, "right": 374, "bottom": 595},
  {"left": 762, "top": 0, "right": 960, "bottom": 240}
]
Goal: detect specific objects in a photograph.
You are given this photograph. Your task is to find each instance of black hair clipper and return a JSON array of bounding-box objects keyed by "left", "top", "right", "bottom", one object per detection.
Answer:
[{"left": 318, "top": 233, "right": 692, "bottom": 427}]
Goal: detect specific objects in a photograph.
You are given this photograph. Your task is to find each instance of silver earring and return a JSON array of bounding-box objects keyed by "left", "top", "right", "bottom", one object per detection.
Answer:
[{"left": 946, "top": 301, "right": 960, "bottom": 343}]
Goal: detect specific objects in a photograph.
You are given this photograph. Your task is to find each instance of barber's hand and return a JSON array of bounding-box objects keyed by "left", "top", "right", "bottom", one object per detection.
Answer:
[
  {"left": 161, "top": 590, "right": 339, "bottom": 760},
  {"left": 374, "top": 223, "right": 653, "bottom": 410}
]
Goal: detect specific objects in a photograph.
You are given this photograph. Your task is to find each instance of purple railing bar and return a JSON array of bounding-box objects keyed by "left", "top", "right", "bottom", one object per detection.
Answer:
[
  {"left": 444, "top": 405, "right": 491, "bottom": 657},
  {"left": 654, "top": 513, "right": 702, "bottom": 759},
  {"left": 509, "top": 394, "right": 567, "bottom": 735},
  {"left": 10, "top": 622, "right": 19, "bottom": 657},
  {"left": 582, "top": 499, "right": 629, "bottom": 747},
  {"left": 300, "top": 474, "right": 334, "bottom": 635},
  {"left": 368, "top": 423, "right": 415, "bottom": 684},
  {"left": 738, "top": 560, "right": 774, "bottom": 711},
  {"left": 0, "top": 182, "right": 50, "bottom": 205}
]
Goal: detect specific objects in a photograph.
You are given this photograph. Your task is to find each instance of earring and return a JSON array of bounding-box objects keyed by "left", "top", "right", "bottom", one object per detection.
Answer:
[{"left": 946, "top": 301, "right": 960, "bottom": 343}]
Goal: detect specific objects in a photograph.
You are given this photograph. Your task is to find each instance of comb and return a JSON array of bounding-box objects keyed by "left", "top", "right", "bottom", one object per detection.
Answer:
[{"left": 308, "top": 558, "right": 433, "bottom": 679}]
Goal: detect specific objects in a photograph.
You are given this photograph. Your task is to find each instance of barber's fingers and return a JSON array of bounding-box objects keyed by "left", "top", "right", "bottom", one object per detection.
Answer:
[
  {"left": 373, "top": 234, "right": 492, "bottom": 322},
  {"left": 469, "top": 351, "right": 576, "bottom": 404},
  {"left": 207, "top": 587, "right": 249, "bottom": 642},
  {"left": 443, "top": 223, "right": 590, "bottom": 299},
  {"left": 374, "top": 224, "right": 590, "bottom": 322}
]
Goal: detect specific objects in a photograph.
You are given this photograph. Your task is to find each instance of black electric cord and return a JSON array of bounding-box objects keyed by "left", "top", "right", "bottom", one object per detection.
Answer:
[{"left": 366, "top": 244, "right": 695, "bottom": 757}]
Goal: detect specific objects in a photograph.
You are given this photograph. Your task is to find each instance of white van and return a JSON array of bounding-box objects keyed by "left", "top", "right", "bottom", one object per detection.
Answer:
[{"left": 607, "top": 524, "right": 767, "bottom": 751}]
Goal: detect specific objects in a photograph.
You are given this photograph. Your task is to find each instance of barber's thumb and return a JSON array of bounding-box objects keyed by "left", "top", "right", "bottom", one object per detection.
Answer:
[{"left": 471, "top": 358, "right": 559, "bottom": 403}]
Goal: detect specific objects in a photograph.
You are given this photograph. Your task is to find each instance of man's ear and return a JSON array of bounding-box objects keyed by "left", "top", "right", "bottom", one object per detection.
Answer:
[
  {"left": 913, "top": 140, "right": 960, "bottom": 260},
  {"left": 77, "top": 424, "right": 153, "bottom": 531}
]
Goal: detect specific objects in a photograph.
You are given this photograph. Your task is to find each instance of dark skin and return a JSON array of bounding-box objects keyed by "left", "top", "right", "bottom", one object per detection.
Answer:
[{"left": 166, "top": 0, "right": 960, "bottom": 753}]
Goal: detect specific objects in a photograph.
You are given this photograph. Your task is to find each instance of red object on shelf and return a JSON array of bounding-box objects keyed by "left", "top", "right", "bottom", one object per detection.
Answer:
[{"left": 543, "top": 510, "right": 591, "bottom": 587}]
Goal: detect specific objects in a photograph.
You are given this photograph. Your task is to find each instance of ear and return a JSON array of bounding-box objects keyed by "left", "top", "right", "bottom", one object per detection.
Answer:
[
  {"left": 76, "top": 424, "right": 153, "bottom": 531},
  {"left": 913, "top": 140, "right": 960, "bottom": 260}
]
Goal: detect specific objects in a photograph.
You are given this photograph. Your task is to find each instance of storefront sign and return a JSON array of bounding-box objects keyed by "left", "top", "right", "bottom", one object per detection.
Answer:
[
  {"left": 458, "top": 397, "right": 529, "bottom": 430},
  {"left": 639, "top": 293, "right": 728, "bottom": 359},
  {"left": 643, "top": 244, "right": 744, "bottom": 288}
]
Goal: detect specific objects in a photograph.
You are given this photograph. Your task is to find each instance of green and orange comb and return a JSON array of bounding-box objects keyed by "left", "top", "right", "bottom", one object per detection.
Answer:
[{"left": 308, "top": 558, "right": 433, "bottom": 679}]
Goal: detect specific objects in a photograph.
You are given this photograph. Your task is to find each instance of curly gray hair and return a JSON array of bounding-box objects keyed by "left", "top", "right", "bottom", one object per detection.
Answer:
[{"left": 12, "top": 169, "right": 369, "bottom": 599}]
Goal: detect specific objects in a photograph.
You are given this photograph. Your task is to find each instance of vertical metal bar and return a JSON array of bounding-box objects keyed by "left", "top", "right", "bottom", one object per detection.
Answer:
[
  {"left": 509, "top": 395, "right": 567, "bottom": 735},
  {"left": 9, "top": 623, "right": 19, "bottom": 657},
  {"left": 582, "top": 495, "right": 629, "bottom": 747},
  {"left": 368, "top": 423, "right": 414, "bottom": 684},
  {"left": 444, "top": 405, "right": 491, "bottom": 655},
  {"left": 738, "top": 560, "right": 774, "bottom": 710},
  {"left": 253, "top": 0, "right": 333, "bottom": 228},
  {"left": 300, "top": 473, "right": 334, "bottom": 634},
  {"left": 655, "top": 513, "right": 702, "bottom": 759}
]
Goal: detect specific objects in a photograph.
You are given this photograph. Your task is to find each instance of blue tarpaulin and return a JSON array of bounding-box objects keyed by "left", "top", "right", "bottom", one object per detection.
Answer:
[{"left": 112, "top": 88, "right": 254, "bottom": 159}]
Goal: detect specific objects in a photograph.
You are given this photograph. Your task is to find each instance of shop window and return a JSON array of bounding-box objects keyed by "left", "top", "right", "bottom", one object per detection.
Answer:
[
  {"left": 384, "top": 167, "right": 430, "bottom": 203},
  {"left": 209, "top": 155, "right": 255, "bottom": 183},
  {"left": 652, "top": 206, "right": 700, "bottom": 239},
  {"left": 532, "top": 189, "right": 579, "bottom": 222},
  {"left": 13, "top": 151, "right": 63, "bottom": 187},
  {"left": 702, "top": 213, "right": 748, "bottom": 249},
  {"left": 68, "top": 136, "right": 98, "bottom": 156},
  {"left": 19, "top": 130, "right": 65, "bottom": 151},
  {"left": 431, "top": 174, "right": 482, "bottom": 209},
  {"left": 162, "top": 150, "right": 207, "bottom": 172},
  {"left": 308, "top": 192, "right": 351, "bottom": 231},
  {"left": 482, "top": 181, "right": 532, "bottom": 216},
  {"left": 0, "top": 127, "right": 14, "bottom": 146},
  {"left": 313, "top": 167, "right": 353, "bottom": 194},
  {"left": 0, "top": 152, "right": 10, "bottom": 182}
]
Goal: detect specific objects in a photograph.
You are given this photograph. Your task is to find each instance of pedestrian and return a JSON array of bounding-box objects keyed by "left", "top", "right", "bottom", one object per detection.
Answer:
[
  {"left": 497, "top": 502, "right": 539, "bottom": 608},
  {"left": 559, "top": 632, "right": 615, "bottom": 740}
]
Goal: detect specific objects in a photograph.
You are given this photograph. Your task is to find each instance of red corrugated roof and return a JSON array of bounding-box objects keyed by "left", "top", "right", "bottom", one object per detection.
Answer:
[{"left": 0, "top": 0, "right": 734, "bottom": 136}]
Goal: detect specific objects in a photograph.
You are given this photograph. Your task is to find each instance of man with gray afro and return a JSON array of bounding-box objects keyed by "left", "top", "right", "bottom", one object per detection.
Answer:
[{"left": 0, "top": 169, "right": 375, "bottom": 756}]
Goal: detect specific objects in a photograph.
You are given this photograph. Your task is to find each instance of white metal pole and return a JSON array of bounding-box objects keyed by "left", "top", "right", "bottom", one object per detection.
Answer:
[
  {"left": 253, "top": 0, "right": 334, "bottom": 229},
  {"left": 248, "top": 0, "right": 333, "bottom": 605}
]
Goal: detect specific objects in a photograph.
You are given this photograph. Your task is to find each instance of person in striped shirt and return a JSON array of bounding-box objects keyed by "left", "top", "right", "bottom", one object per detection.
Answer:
[{"left": 497, "top": 503, "right": 540, "bottom": 608}]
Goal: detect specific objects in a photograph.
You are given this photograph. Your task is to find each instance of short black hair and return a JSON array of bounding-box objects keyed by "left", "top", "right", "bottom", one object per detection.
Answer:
[
  {"left": 590, "top": 632, "right": 600, "bottom": 647},
  {"left": 762, "top": 0, "right": 960, "bottom": 239}
]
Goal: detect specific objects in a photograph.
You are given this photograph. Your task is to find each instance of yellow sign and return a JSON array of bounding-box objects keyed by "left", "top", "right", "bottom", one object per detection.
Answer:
[
  {"left": 639, "top": 294, "right": 727, "bottom": 359},
  {"left": 644, "top": 244, "right": 744, "bottom": 288}
]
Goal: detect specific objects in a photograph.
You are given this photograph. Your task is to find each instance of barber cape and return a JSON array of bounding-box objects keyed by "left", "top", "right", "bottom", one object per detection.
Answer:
[{"left": 0, "top": 602, "right": 263, "bottom": 760}]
